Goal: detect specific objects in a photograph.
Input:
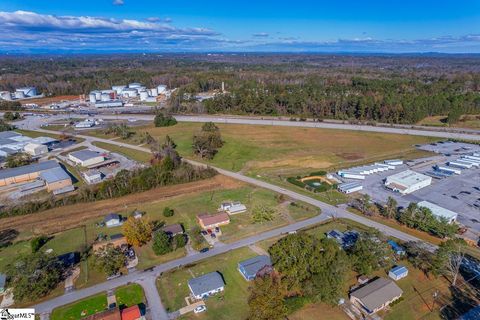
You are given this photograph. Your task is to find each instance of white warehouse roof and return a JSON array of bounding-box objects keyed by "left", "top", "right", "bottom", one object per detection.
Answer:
[
  {"left": 386, "top": 170, "right": 431, "bottom": 187},
  {"left": 417, "top": 201, "right": 457, "bottom": 223}
]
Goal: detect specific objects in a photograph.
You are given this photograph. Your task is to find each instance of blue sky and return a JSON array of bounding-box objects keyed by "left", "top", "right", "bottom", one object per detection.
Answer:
[{"left": 0, "top": 0, "right": 479, "bottom": 53}]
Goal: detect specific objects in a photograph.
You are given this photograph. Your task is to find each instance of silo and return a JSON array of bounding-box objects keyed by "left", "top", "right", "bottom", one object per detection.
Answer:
[
  {"left": 89, "top": 93, "right": 97, "bottom": 102},
  {"left": 112, "top": 85, "right": 126, "bottom": 94},
  {"left": 94, "top": 91, "right": 102, "bottom": 100},
  {"left": 101, "top": 93, "right": 111, "bottom": 102},
  {"left": 139, "top": 91, "right": 149, "bottom": 101},
  {"left": 149, "top": 88, "right": 158, "bottom": 96},
  {"left": 157, "top": 85, "right": 167, "bottom": 94}
]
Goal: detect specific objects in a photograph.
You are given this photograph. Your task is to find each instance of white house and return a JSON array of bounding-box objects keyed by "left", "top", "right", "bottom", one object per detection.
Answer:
[
  {"left": 68, "top": 149, "right": 105, "bottom": 167},
  {"left": 104, "top": 213, "right": 122, "bottom": 228},
  {"left": 188, "top": 272, "right": 225, "bottom": 300},
  {"left": 23, "top": 143, "right": 48, "bottom": 156},
  {"left": 221, "top": 201, "right": 247, "bottom": 214}
]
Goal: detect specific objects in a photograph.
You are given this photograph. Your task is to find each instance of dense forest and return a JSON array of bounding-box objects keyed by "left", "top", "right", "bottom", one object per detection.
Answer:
[{"left": 1, "top": 54, "right": 479, "bottom": 124}]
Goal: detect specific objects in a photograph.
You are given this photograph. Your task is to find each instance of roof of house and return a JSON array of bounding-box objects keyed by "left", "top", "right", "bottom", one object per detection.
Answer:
[
  {"left": 70, "top": 149, "right": 103, "bottom": 161},
  {"left": 197, "top": 212, "right": 230, "bottom": 227},
  {"left": 228, "top": 203, "right": 247, "bottom": 213},
  {"left": 121, "top": 305, "right": 141, "bottom": 320},
  {"left": 389, "top": 266, "right": 408, "bottom": 276},
  {"left": 40, "top": 167, "right": 71, "bottom": 183},
  {"left": 0, "top": 273, "right": 6, "bottom": 288},
  {"left": 162, "top": 224, "right": 183, "bottom": 235},
  {"left": 0, "top": 160, "right": 58, "bottom": 180},
  {"left": 350, "top": 278, "right": 403, "bottom": 312},
  {"left": 417, "top": 201, "right": 458, "bottom": 221},
  {"left": 105, "top": 213, "right": 121, "bottom": 222},
  {"left": 188, "top": 272, "right": 225, "bottom": 296},
  {"left": 84, "top": 308, "right": 121, "bottom": 320},
  {"left": 238, "top": 255, "right": 272, "bottom": 278},
  {"left": 0, "top": 131, "right": 21, "bottom": 139}
]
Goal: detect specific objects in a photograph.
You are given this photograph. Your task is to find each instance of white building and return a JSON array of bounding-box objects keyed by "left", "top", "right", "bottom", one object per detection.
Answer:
[
  {"left": 188, "top": 272, "right": 225, "bottom": 300},
  {"left": 75, "top": 120, "right": 95, "bottom": 128},
  {"left": 68, "top": 149, "right": 105, "bottom": 167},
  {"left": 220, "top": 201, "right": 247, "bottom": 215},
  {"left": 384, "top": 170, "right": 432, "bottom": 195},
  {"left": 384, "top": 159, "right": 403, "bottom": 166},
  {"left": 338, "top": 182, "right": 363, "bottom": 194},
  {"left": 24, "top": 143, "right": 48, "bottom": 156},
  {"left": 83, "top": 170, "right": 103, "bottom": 184},
  {"left": 417, "top": 201, "right": 458, "bottom": 224}
]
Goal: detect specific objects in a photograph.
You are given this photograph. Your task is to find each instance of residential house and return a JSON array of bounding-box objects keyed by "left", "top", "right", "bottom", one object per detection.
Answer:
[
  {"left": 105, "top": 214, "right": 122, "bottom": 228},
  {"left": 350, "top": 277, "right": 403, "bottom": 314},
  {"left": 326, "top": 229, "right": 359, "bottom": 249},
  {"left": 238, "top": 255, "right": 272, "bottom": 281},
  {"left": 161, "top": 224, "right": 184, "bottom": 237},
  {"left": 121, "top": 305, "right": 144, "bottom": 320},
  {"left": 197, "top": 212, "right": 230, "bottom": 229},
  {"left": 188, "top": 272, "right": 225, "bottom": 300},
  {"left": 389, "top": 266, "right": 408, "bottom": 281}
]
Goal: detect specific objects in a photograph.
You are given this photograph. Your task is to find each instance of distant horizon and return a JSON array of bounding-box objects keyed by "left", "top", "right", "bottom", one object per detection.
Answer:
[{"left": 0, "top": 1, "right": 478, "bottom": 53}]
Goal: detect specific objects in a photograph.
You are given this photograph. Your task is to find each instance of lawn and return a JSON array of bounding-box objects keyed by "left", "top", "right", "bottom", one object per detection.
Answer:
[
  {"left": 91, "top": 141, "right": 152, "bottom": 163},
  {"left": 156, "top": 247, "right": 256, "bottom": 319},
  {"left": 50, "top": 284, "right": 145, "bottom": 320},
  {"left": 419, "top": 114, "right": 480, "bottom": 130}
]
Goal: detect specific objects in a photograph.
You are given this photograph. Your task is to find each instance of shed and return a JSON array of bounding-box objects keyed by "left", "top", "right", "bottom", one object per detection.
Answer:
[
  {"left": 105, "top": 213, "right": 122, "bottom": 227},
  {"left": 389, "top": 266, "right": 408, "bottom": 281},
  {"left": 226, "top": 203, "right": 247, "bottom": 215},
  {"left": 188, "top": 272, "right": 225, "bottom": 299},
  {"left": 387, "top": 240, "right": 406, "bottom": 255},
  {"left": 238, "top": 255, "right": 272, "bottom": 281}
]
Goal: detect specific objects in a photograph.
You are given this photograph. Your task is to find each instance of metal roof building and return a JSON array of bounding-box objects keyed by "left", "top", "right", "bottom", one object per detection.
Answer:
[
  {"left": 417, "top": 201, "right": 458, "bottom": 224},
  {"left": 0, "top": 160, "right": 58, "bottom": 180},
  {"left": 385, "top": 170, "right": 432, "bottom": 195},
  {"left": 338, "top": 182, "right": 363, "bottom": 194},
  {"left": 238, "top": 255, "right": 272, "bottom": 281},
  {"left": 188, "top": 271, "right": 225, "bottom": 299}
]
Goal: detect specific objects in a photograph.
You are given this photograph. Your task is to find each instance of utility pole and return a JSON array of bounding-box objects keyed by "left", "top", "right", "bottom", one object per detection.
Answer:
[{"left": 432, "top": 290, "right": 439, "bottom": 312}]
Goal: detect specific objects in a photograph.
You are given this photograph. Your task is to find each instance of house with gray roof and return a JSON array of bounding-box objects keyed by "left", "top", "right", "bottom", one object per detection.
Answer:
[
  {"left": 188, "top": 271, "right": 225, "bottom": 299},
  {"left": 350, "top": 277, "right": 403, "bottom": 314},
  {"left": 238, "top": 255, "right": 272, "bottom": 281},
  {"left": 104, "top": 213, "right": 122, "bottom": 227}
]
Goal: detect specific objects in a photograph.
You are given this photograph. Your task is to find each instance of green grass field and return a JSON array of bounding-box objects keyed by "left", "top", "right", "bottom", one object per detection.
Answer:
[
  {"left": 50, "top": 284, "right": 144, "bottom": 320},
  {"left": 156, "top": 247, "right": 256, "bottom": 319}
]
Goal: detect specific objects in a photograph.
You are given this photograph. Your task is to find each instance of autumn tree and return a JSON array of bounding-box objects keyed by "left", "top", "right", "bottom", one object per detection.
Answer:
[
  {"left": 192, "top": 122, "right": 224, "bottom": 159},
  {"left": 383, "top": 196, "right": 398, "bottom": 219},
  {"left": 433, "top": 239, "right": 467, "bottom": 286},
  {"left": 122, "top": 216, "right": 152, "bottom": 247},
  {"left": 247, "top": 271, "right": 287, "bottom": 320}
]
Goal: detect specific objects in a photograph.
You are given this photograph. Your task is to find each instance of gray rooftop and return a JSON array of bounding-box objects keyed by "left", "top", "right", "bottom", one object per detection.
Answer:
[
  {"left": 188, "top": 272, "right": 225, "bottom": 297},
  {"left": 0, "top": 138, "right": 19, "bottom": 146},
  {"left": 40, "top": 167, "right": 71, "bottom": 184},
  {"left": 350, "top": 278, "right": 403, "bottom": 312},
  {"left": 105, "top": 213, "right": 120, "bottom": 222},
  {"left": 0, "top": 160, "right": 59, "bottom": 180},
  {"left": 238, "top": 255, "right": 272, "bottom": 278},
  {"left": 0, "top": 273, "right": 5, "bottom": 288},
  {"left": 69, "top": 149, "right": 103, "bottom": 161},
  {"left": 0, "top": 131, "right": 21, "bottom": 139}
]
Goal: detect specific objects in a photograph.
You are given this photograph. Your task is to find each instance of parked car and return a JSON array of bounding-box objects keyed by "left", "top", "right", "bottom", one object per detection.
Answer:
[
  {"left": 215, "top": 227, "right": 220, "bottom": 233},
  {"left": 211, "top": 233, "right": 216, "bottom": 238},
  {"left": 201, "top": 231, "right": 208, "bottom": 235},
  {"left": 200, "top": 248, "right": 209, "bottom": 253},
  {"left": 194, "top": 305, "right": 207, "bottom": 313},
  {"left": 207, "top": 229, "right": 212, "bottom": 234}
]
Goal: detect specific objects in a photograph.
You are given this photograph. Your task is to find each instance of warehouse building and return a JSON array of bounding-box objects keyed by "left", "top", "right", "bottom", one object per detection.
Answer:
[
  {"left": 40, "top": 167, "right": 74, "bottom": 194},
  {"left": 68, "top": 150, "right": 105, "bottom": 167},
  {"left": 384, "top": 170, "right": 432, "bottom": 194},
  {"left": 338, "top": 162, "right": 395, "bottom": 180},
  {"left": 338, "top": 182, "right": 363, "bottom": 194},
  {"left": 24, "top": 143, "right": 48, "bottom": 156},
  {"left": 417, "top": 201, "right": 458, "bottom": 224}
]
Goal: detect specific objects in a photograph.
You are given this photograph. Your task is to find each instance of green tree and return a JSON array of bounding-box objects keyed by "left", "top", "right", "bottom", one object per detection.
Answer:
[
  {"left": 173, "top": 233, "right": 187, "bottom": 249},
  {"left": 163, "top": 207, "right": 174, "bottom": 217},
  {"left": 0, "top": 119, "right": 14, "bottom": 132},
  {"left": 383, "top": 197, "right": 398, "bottom": 219},
  {"left": 93, "top": 244, "right": 126, "bottom": 276},
  {"left": 251, "top": 204, "right": 277, "bottom": 223},
  {"left": 5, "top": 152, "right": 33, "bottom": 168},
  {"left": 154, "top": 112, "right": 177, "bottom": 127},
  {"left": 350, "top": 231, "right": 393, "bottom": 275},
  {"left": 3, "top": 112, "right": 21, "bottom": 121},
  {"left": 5, "top": 252, "right": 64, "bottom": 302},
  {"left": 152, "top": 231, "right": 173, "bottom": 255},
  {"left": 30, "top": 235, "right": 49, "bottom": 253},
  {"left": 247, "top": 271, "right": 287, "bottom": 320}
]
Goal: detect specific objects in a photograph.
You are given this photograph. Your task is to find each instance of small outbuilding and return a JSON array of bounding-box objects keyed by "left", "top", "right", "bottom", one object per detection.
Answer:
[
  {"left": 188, "top": 271, "right": 225, "bottom": 300},
  {"left": 389, "top": 266, "right": 408, "bottom": 281},
  {"left": 84, "top": 170, "right": 103, "bottom": 184},
  {"left": 238, "top": 255, "right": 272, "bottom": 281},
  {"left": 104, "top": 213, "right": 122, "bottom": 228}
]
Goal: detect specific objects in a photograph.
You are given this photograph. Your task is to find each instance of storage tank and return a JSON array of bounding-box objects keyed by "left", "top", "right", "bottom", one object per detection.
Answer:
[
  {"left": 157, "top": 85, "right": 167, "bottom": 94},
  {"left": 129, "top": 82, "right": 142, "bottom": 89},
  {"left": 94, "top": 91, "right": 102, "bottom": 100},
  {"left": 149, "top": 88, "right": 158, "bottom": 96},
  {"left": 0, "top": 91, "right": 12, "bottom": 100},
  {"left": 101, "top": 93, "right": 111, "bottom": 102},
  {"left": 16, "top": 87, "right": 37, "bottom": 97},
  {"left": 14, "top": 91, "right": 25, "bottom": 99},
  {"left": 88, "top": 93, "right": 97, "bottom": 102},
  {"left": 139, "top": 91, "right": 149, "bottom": 101},
  {"left": 112, "top": 85, "right": 126, "bottom": 94}
]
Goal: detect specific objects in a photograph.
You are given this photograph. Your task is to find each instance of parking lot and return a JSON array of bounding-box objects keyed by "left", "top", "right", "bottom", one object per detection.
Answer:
[{"left": 338, "top": 141, "right": 480, "bottom": 236}]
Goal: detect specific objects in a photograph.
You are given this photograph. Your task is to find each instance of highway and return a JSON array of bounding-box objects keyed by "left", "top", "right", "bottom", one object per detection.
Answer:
[{"left": 13, "top": 115, "right": 442, "bottom": 319}]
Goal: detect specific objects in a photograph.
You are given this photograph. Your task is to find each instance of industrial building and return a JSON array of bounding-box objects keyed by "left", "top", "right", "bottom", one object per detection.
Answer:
[
  {"left": 384, "top": 170, "right": 432, "bottom": 194},
  {"left": 0, "top": 87, "right": 40, "bottom": 100},
  {"left": 0, "top": 131, "right": 56, "bottom": 158},
  {"left": 83, "top": 170, "right": 103, "bottom": 184},
  {"left": 338, "top": 162, "right": 395, "bottom": 180},
  {"left": 24, "top": 143, "right": 48, "bottom": 156},
  {"left": 417, "top": 201, "right": 458, "bottom": 224},
  {"left": 68, "top": 149, "right": 105, "bottom": 167},
  {"left": 338, "top": 182, "right": 363, "bottom": 194},
  {"left": 0, "top": 160, "right": 72, "bottom": 194}
]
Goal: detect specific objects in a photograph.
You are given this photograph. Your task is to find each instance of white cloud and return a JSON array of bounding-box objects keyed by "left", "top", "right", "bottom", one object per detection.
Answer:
[
  {"left": 113, "top": 0, "right": 124, "bottom": 5},
  {"left": 252, "top": 32, "right": 269, "bottom": 38}
]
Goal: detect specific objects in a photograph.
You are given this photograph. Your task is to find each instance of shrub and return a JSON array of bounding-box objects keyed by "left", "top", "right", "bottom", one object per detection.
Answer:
[
  {"left": 154, "top": 113, "right": 177, "bottom": 127},
  {"left": 30, "top": 235, "right": 49, "bottom": 253},
  {"left": 163, "top": 207, "right": 174, "bottom": 217}
]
